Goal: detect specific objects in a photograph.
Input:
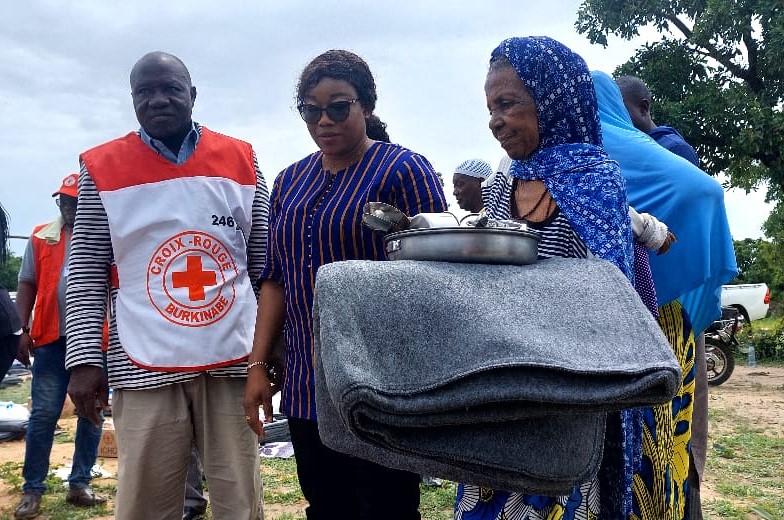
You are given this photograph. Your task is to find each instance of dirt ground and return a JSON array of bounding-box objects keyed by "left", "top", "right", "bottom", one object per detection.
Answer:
[
  {"left": 0, "top": 365, "right": 781, "bottom": 519},
  {"left": 699, "top": 364, "right": 784, "bottom": 503}
]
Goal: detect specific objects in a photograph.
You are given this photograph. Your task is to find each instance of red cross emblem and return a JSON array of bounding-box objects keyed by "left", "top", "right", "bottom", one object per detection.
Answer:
[
  {"left": 171, "top": 255, "right": 217, "bottom": 301},
  {"left": 147, "top": 231, "right": 238, "bottom": 328}
]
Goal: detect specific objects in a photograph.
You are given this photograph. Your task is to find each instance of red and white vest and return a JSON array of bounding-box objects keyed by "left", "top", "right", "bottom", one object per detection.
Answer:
[
  {"left": 80, "top": 128, "right": 257, "bottom": 372},
  {"left": 29, "top": 222, "right": 68, "bottom": 347}
]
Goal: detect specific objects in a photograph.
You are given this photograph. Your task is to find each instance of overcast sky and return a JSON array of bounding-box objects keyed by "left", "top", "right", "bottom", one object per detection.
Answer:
[{"left": 1, "top": 0, "right": 771, "bottom": 255}]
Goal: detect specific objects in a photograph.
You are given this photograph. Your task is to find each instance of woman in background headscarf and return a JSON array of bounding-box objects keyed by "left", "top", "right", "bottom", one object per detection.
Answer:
[
  {"left": 591, "top": 71, "right": 737, "bottom": 335},
  {"left": 592, "top": 70, "right": 737, "bottom": 519},
  {"left": 456, "top": 36, "right": 638, "bottom": 520}
]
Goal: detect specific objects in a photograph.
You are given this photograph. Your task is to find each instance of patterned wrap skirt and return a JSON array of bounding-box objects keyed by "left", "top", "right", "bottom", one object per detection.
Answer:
[
  {"left": 454, "top": 300, "right": 695, "bottom": 520},
  {"left": 631, "top": 300, "right": 695, "bottom": 520}
]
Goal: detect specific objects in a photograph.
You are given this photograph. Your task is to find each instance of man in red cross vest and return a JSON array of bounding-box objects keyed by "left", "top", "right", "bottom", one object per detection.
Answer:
[{"left": 64, "top": 51, "right": 269, "bottom": 520}]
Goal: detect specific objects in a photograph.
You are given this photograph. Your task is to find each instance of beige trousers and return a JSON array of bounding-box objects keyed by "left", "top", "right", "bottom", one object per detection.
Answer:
[{"left": 113, "top": 375, "right": 262, "bottom": 520}]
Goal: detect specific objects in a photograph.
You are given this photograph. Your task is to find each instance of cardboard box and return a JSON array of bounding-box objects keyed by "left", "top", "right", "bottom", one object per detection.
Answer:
[
  {"left": 60, "top": 395, "right": 76, "bottom": 418},
  {"left": 26, "top": 395, "right": 75, "bottom": 418},
  {"left": 98, "top": 418, "right": 118, "bottom": 458}
]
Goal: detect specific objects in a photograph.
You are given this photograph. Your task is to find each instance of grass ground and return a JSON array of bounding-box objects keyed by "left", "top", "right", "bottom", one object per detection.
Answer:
[
  {"left": 749, "top": 316, "right": 781, "bottom": 330},
  {"left": 261, "top": 459, "right": 456, "bottom": 520},
  {"left": 1, "top": 365, "right": 782, "bottom": 519},
  {"left": 704, "top": 407, "right": 784, "bottom": 519}
]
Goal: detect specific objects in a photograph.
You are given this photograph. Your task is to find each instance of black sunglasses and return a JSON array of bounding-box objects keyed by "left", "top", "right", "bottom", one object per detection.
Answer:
[
  {"left": 55, "top": 197, "right": 77, "bottom": 208},
  {"left": 298, "top": 99, "right": 358, "bottom": 124}
]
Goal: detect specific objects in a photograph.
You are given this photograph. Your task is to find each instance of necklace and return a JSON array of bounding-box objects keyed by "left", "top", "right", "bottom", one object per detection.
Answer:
[
  {"left": 321, "top": 140, "right": 371, "bottom": 173},
  {"left": 514, "top": 180, "right": 554, "bottom": 222}
]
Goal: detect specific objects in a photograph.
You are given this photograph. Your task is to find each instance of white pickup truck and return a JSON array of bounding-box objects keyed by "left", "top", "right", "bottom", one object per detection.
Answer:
[{"left": 721, "top": 283, "right": 770, "bottom": 322}]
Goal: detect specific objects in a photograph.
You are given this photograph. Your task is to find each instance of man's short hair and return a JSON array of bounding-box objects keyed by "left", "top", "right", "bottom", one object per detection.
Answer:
[{"left": 615, "top": 75, "right": 651, "bottom": 104}]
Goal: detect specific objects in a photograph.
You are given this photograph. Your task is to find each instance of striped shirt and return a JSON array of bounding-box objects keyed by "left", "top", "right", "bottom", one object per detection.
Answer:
[
  {"left": 263, "top": 141, "right": 447, "bottom": 420},
  {"left": 65, "top": 125, "right": 269, "bottom": 389},
  {"left": 483, "top": 171, "right": 587, "bottom": 260}
]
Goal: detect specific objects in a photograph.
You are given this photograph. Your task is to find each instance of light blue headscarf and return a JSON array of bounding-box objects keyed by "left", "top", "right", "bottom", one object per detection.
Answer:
[
  {"left": 591, "top": 70, "right": 738, "bottom": 333},
  {"left": 492, "top": 37, "right": 634, "bottom": 282}
]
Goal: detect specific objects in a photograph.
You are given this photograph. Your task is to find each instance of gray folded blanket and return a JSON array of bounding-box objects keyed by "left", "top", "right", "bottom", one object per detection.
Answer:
[{"left": 313, "top": 258, "right": 681, "bottom": 494}]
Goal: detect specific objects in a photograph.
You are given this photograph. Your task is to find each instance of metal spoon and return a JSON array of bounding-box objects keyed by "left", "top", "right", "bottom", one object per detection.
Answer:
[
  {"left": 460, "top": 209, "right": 489, "bottom": 228},
  {"left": 362, "top": 202, "right": 411, "bottom": 233}
]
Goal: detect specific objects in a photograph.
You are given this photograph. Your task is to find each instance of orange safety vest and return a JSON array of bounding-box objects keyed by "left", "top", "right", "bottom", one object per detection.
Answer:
[
  {"left": 80, "top": 128, "right": 257, "bottom": 371},
  {"left": 29, "top": 223, "right": 69, "bottom": 347}
]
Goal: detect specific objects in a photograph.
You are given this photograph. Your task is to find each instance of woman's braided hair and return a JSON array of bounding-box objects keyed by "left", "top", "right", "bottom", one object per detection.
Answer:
[{"left": 296, "top": 49, "right": 378, "bottom": 114}]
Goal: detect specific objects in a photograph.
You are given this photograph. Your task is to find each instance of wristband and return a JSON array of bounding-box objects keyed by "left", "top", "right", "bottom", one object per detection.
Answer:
[
  {"left": 247, "top": 360, "right": 270, "bottom": 372},
  {"left": 247, "top": 360, "right": 278, "bottom": 385}
]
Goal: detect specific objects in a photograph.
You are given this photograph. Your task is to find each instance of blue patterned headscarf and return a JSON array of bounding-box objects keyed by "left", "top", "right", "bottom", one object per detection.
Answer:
[{"left": 491, "top": 36, "right": 634, "bottom": 281}]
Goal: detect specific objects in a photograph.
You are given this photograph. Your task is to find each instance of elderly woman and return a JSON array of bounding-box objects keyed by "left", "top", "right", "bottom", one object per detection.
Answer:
[
  {"left": 455, "top": 36, "right": 638, "bottom": 520},
  {"left": 243, "top": 50, "right": 447, "bottom": 520}
]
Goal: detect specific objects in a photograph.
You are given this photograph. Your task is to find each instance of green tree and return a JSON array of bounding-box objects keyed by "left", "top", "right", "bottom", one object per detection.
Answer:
[
  {"left": 576, "top": 0, "right": 784, "bottom": 200},
  {"left": 759, "top": 203, "right": 784, "bottom": 304},
  {"left": 731, "top": 236, "right": 784, "bottom": 311},
  {"left": 435, "top": 171, "right": 445, "bottom": 188},
  {"left": 732, "top": 237, "right": 779, "bottom": 284},
  {"left": 0, "top": 253, "right": 21, "bottom": 291},
  {"left": 732, "top": 238, "right": 763, "bottom": 283}
]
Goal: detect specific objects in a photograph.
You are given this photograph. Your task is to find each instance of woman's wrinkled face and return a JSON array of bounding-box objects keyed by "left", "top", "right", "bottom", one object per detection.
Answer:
[
  {"left": 485, "top": 66, "right": 540, "bottom": 160},
  {"left": 303, "top": 77, "right": 368, "bottom": 159}
]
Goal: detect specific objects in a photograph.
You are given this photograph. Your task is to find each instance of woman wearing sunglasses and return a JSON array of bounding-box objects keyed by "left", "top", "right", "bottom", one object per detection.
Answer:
[{"left": 243, "top": 49, "right": 447, "bottom": 519}]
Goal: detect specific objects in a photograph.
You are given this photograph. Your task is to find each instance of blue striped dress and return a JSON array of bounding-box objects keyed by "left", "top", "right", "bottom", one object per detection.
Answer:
[{"left": 260, "top": 141, "right": 447, "bottom": 420}]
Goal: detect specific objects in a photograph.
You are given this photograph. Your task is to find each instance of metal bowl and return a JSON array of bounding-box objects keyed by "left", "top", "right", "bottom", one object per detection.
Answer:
[{"left": 384, "top": 227, "right": 540, "bottom": 265}]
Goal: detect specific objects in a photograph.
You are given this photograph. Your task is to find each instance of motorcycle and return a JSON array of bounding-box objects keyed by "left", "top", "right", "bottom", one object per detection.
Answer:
[{"left": 705, "top": 306, "right": 745, "bottom": 386}]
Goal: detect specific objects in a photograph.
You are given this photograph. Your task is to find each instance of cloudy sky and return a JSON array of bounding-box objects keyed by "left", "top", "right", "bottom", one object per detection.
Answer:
[{"left": 1, "top": 0, "right": 771, "bottom": 255}]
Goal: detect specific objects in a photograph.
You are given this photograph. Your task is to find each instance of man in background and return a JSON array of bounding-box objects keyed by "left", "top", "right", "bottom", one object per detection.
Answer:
[
  {"left": 616, "top": 75, "right": 700, "bottom": 167},
  {"left": 14, "top": 174, "right": 105, "bottom": 519},
  {"left": 183, "top": 447, "right": 208, "bottom": 520},
  {"left": 452, "top": 159, "right": 492, "bottom": 213},
  {"left": 617, "top": 74, "right": 707, "bottom": 520}
]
